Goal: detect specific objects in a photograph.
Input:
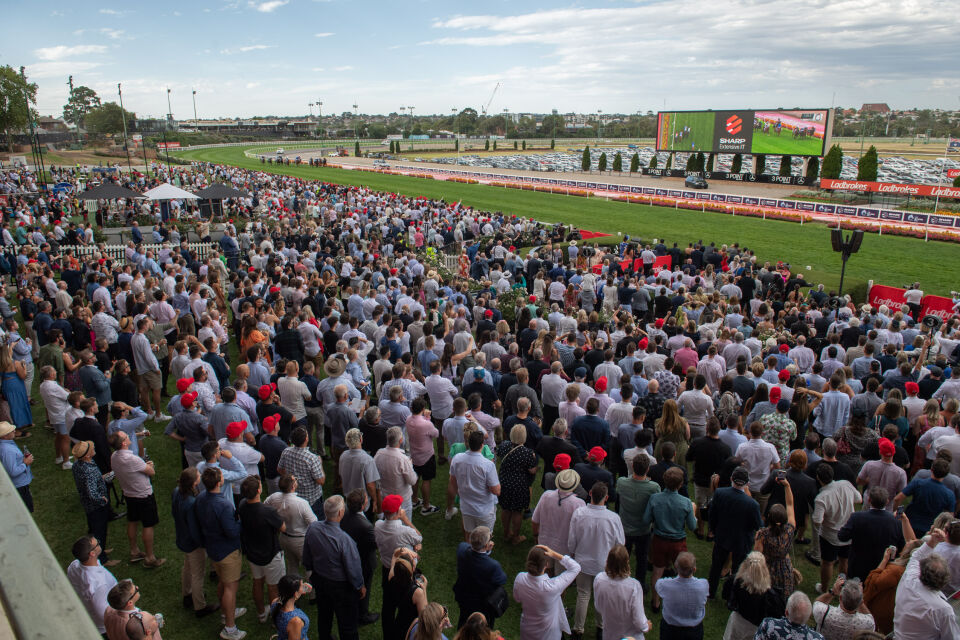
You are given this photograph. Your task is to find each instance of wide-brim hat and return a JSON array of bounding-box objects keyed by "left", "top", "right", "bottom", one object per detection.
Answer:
[
  {"left": 0, "top": 422, "right": 15, "bottom": 438},
  {"left": 556, "top": 469, "right": 580, "bottom": 491},
  {"left": 324, "top": 356, "right": 346, "bottom": 377}
]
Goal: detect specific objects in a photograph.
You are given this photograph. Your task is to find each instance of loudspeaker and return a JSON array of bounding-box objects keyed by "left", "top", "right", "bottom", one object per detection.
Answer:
[
  {"left": 848, "top": 230, "right": 864, "bottom": 254},
  {"left": 831, "top": 229, "right": 843, "bottom": 253}
]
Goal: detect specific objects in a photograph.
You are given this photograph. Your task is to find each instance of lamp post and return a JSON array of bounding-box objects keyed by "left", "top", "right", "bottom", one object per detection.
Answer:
[
  {"left": 352, "top": 102, "right": 359, "bottom": 142},
  {"left": 19, "top": 67, "right": 46, "bottom": 190},
  {"left": 597, "top": 109, "right": 603, "bottom": 140},
  {"left": 116, "top": 82, "right": 133, "bottom": 175},
  {"left": 166, "top": 87, "right": 173, "bottom": 123},
  {"left": 452, "top": 107, "right": 458, "bottom": 164},
  {"left": 191, "top": 89, "right": 198, "bottom": 129}
]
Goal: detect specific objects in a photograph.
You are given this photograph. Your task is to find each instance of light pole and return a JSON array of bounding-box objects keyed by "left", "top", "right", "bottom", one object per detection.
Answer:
[
  {"left": 192, "top": 89, "right": 198, "bottom": 129},
  {"left": 166, "top": 87, "right": 173, "bottom": 123},
  {"left": 597, "top": 109, "right": 603, "bottom": 140},
  {"left": 308, "top": 102, "right": 314, "bottom": 117},
  {"left": 317, "top": 100, "right": 323, "bottom": 141},
  {"left": 116, "top": 82, "right": 133, "bottom": 175},
  {"left": 452, "top": 107, "right": 458, "bottom": 164},
  {"left": 352, "top": 102, "right": 359, "bottom": 142}
]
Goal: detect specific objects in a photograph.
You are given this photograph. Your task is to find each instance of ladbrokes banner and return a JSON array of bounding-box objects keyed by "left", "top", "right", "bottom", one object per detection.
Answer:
[
  {"left": 869, "top": 284, "right": 956, "bottom": 320},
  {"left": 821, "top": 178, "right": 960, "bottom": 199}
]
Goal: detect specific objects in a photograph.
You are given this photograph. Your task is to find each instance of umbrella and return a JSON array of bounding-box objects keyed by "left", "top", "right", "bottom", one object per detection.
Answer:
[
  {"left": 77, "top": 183, "right": 143, "bottom": 200},
  {"left": 194, "top": 184, "right": 251, "bottom": 199},
  {"left": 143, "top": 183, "right": 198, "bottom": 200}
]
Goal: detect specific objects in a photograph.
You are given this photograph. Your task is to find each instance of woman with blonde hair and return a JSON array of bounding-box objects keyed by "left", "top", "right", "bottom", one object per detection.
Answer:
[
  {"left": 451, "top": 611, "right": 497, "bottom": 640},
  {"left": 876, "top": 390, "right": 909, "bottom": 444},
  {"left": 405, "top": 602, "right": 451, "bottom": 640},
  {"left": 654, "top": 399, "right": 690, "bottom": 466},
  {"left": 722, "top": 551, "right": 785, "bottom": 640}
]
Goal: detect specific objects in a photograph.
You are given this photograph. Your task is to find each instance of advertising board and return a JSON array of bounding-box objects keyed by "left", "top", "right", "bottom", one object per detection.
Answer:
[{"left": 657, "top": 108, "right": 830, "bottom": 156}]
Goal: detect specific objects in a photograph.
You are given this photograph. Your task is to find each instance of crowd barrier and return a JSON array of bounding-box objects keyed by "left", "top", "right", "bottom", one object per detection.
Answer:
[{"left": 72, "top": 242, "right": 215, "bottom": 262}]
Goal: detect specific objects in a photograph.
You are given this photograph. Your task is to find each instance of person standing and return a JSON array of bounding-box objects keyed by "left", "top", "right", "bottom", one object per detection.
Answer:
[
  {"left": 66, "top": 535, "right": 118, "bottom": 636},
  {"left": 893, "top": 526, "right": 960, "bottom": 639},
  {"left": 707, "top": 466, "right": 763, "bottom": 600},
  {"left": 448, "top": 429, "right": 501, "bottom": 538},
  {"left": 616, "top": 453, "right": 660, "bottom": 587},
  {"left": 812, "top": 464, "right": 862, "bottom": 594},
  {"left": 196, "top": 466, "right": 247, "bottom": 640},
  {"left": 71, "top": 440, "right": 116, "bottom": 565},
  {"left": 405, "top": 398, "right": 441, "bottom": 515},
  {"left": 264, "top": 474, "right": 317, "bottom": 577},
  {"left": 374, "top": 494, "right": 423, "bottom": 638},
  {"left": 655, "top": 551, "right": 709, "bottom": 639},
  {"left": 593, "top": 544, "right": 651, "bottom": 640},
  {"left": 339, "top": 428, "right": 381, "bottom": 514},
  {"left": 893, "top": 458, "right": 957, "bottom": 537},
  {"left": 642, "top": 467, "right": 697, "bottom": 611},
  {"left": 237, "top": 475, "right": 286, "bottom": 624},
  {"left": 108, "top": 430, "right": 165, "bottom": 568},
  {"left": 531, "top": 468, "right": 586, "bottom": 562},
  {"left": 278, "top": 427, "right": 325, "bottom": 517},
  {"left": 131, "top": 317, "right": 169, "bottom": 421},
  {"left": 837, "top": 487, "right": 905, "bottom": 581},
  {"left": 567, "top": 483, "right": 625, "bottom": 640},
  {"left": 512, "top": 544, "right": 581, "bottom": 640},
  {"left": 340, "top": 489, "right": 380, "bottom": 627},
  {"left": 375, "top": 427, "right": 418, "bottom": 516},
  {"left": 171, "top": 467, "right": 218, "bottom": 617},
  {"left": 686, "top": 417, "right": 731, "bottom": 538},
  {"left": 302, "top": 495, "right": 365, "bottom": 640},
  {"left": 453, "top": 525, "right": 508, "bottom": 629}
]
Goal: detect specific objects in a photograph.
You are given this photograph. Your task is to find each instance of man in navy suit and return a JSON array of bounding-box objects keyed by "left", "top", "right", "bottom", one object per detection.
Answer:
[
  {"left": 837, "top": 486, "right": 905, "bottom": 581},
  {"left": 453, "top": 525, "right": 507, "bottom": 629},
  {"left": 708, "top": 466, "right": 763, "bottom": 598}
]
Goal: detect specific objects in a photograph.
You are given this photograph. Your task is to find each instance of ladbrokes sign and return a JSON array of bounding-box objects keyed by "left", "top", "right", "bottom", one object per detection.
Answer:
[{"left": 821, "top": 178, "right": 960, "bottom": 199}]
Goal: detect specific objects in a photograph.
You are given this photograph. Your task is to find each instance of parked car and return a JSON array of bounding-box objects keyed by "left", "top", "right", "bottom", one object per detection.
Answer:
[{"left": 684, "top": 175, "right": 709, "bottom": 189}]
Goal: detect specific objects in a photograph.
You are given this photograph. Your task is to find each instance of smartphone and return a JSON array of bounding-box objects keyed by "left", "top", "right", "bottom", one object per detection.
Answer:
[
  {"left": 776, "top": 470, "right": 786, "bottom": 481},
  {"left": 887, "top": 545, "right": 897, "bottom": 555},
  {"left": 896, "top": 506, "right": 905, "bottom": 518}
]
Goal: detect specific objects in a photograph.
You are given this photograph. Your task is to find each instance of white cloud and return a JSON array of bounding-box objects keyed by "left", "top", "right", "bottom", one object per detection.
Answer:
[
  {"left": 220, "top": 44, "right": 276, "bottom": 54},
  {"left": 100, "top": 28, "right": 126, "bottom": 40},
  {"left": 34, "top": 44, "right": 108, "bottom": 61},
  {"left": 99, "top": 8, "right": 121, "bottom": 15},
  {"left": 249, "top": 0, "right": 287, "bottom": 12},
  {"left": 312, "top": 67, "right": 325, "bottom": 72},
  {"left": 333, "top": 65, "right": 353, "bottom": 71},
  {"left": 27, "top": 60, "right": 103, "bottom": 79},
  {"left": 246, "top": 82, "right": 261, "bottom": 89},
  {"left": 314, "top": 32, "right": 335, "bottom": 38}
]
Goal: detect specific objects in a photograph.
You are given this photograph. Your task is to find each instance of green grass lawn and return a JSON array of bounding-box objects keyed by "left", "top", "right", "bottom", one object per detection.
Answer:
[
  {"left": 658, "top": 112, "right": 715, "bottom": 153},
  {"left": 176, "top": 144, "right": 957, "bottom": 298},
  {"left": 751, "top": 129, "right": 823, "bottom": 156}
]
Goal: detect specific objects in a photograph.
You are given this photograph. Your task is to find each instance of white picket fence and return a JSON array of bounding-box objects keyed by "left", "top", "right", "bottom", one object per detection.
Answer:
[{"left": 72, "top": 242, "right": 216, "bottom": 262}]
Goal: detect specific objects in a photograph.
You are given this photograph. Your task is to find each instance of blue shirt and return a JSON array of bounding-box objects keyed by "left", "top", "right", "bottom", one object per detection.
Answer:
[
  {"left": 302, "top": 520, "right": 364, "bottom": 589},
  {"left": 449, "top": 451, "right": 500, "bottom": 517},
  {"left": 655, "top": 576, "right": 708, "bottom": 627},
  {"left": 642, "top": 489, "right": 696, "bottom": 540},
  {"left": 813, "top": 390, "right": 850, "bottom": 438},
  {"left": 109, "top": 407, "right": 150, "bottom": 457},
  {"left": 196, "top": 489, "right": 241, "bottom": 561},
  {"left": 208, "top": 403, "right": 253, "bottom": 440},
  {"left": 0, "top": 440, "right": 31, "bottom": 488},
  {"left": 903, "top": 477, "right": 957, "bottom": 534},
  {"left": 197, "top": 456, "right": 247, "bottom": 502}
]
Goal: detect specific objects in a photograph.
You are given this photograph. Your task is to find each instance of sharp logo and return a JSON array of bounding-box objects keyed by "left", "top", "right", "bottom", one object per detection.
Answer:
[
  {"left": 719, "top": 138, "right": 746, "bottom": 145},
  {"left": 725, "top": 115, "right": 743, "bottom": 135}
]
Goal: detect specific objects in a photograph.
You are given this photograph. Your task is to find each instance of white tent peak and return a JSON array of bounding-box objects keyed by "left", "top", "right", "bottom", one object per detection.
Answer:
[{"left": 143, "top": 183, "right": 198, "bottom": 200}]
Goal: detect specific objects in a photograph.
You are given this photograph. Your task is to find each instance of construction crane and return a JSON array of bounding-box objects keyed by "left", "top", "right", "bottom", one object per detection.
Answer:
[{"left": 481, "top": 82, "right": 501, "bottom": 116}]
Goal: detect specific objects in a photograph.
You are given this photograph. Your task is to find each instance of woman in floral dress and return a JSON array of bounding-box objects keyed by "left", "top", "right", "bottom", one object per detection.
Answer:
[{"left": 754, "top": 475, "right": 797, "bottom": 595}]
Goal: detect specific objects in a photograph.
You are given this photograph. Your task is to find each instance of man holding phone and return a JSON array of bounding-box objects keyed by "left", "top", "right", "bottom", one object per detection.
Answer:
[{"left": 837, "top": 487, "right": 904, "bottom": 581}]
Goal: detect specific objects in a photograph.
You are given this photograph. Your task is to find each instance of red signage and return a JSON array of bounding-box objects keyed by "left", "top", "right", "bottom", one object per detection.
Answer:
[
  {"left": 156, "top": 142, "right": 181, "bottom": 150},
  {"left": 920, "top": 295, "right": 956, "bottom": 321},
  {"left": 820, "top": 178, "right": 960, "bottom": 199},
  {"left": 868, "top": 284, "right": 907, "bottom": 311},
  {"left": 652, "top": 255, "right": 673, "bottom": 275},
  {"left": 948, "top": 169, "right": 960, "bottom": 178}
]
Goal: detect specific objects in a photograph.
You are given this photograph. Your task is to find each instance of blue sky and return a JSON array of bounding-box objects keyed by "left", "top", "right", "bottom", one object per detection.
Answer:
[{"left": 7, "top": 0, "right": 960, "bottom": 120}]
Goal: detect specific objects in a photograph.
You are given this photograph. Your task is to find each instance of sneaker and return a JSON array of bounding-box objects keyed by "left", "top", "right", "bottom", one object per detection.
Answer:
[
  {"left": 411, "top": 499, "right": 423, "bottom": 510},
  {"left": 221, "top": 608, "right": 248, "bottom": 625},
  {"left": 815, "top": 582, "right": 823, "bottom": 594},
  {"left": 257, "top": 608, "right": 270, "bottom": 623},
  {"left": 55, "top": 456, "right": 64, "bottom": 464},
  {"left": 420, "top": 505, "right": 440, "bottom": 516},
  {"left": 444, "top": 507, "right": 458, "bottom": 521},
  {"left": 153, "top": 413, "right": 172, "bottom": 421},
  {"left": 219, "top": 628, "right": 246, "bottom": 640},
  {"left": 61, "top": 461, "right": 73, "bottom": 470}
]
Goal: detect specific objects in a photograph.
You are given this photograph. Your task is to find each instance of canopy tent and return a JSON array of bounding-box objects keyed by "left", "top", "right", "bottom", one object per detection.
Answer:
[
  {"left": 193, "top": 184, "right": 250, "bottom": 199},
  {"left": 143, "top": 183, "right": 198, "bottom": 200},
  {"left": 194, "top": 183, "right": 251, "bottom": 219},
  {"left": 76, "top": 183, "right": 143, "bottom": 200}
]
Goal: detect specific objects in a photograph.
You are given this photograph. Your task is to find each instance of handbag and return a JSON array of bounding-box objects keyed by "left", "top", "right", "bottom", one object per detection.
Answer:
[
  {"left": 485, "top": 585, "right": 510, "bottom": 618},
  {"left": 836, "top": 429, "right": 852, "bottom": 456}
]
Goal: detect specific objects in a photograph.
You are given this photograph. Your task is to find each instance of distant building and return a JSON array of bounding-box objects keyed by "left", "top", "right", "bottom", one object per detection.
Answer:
[{"left": 860, "top": 103, "right": 891, "bottom": 114}]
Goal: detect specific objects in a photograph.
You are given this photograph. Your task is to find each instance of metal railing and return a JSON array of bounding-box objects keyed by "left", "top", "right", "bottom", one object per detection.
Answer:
[
  {"left": 0, "top": 467, "right": 103, "bottom": 639},
  {"left": 72, "top": 242, "right": 216, "bottom": 262}
]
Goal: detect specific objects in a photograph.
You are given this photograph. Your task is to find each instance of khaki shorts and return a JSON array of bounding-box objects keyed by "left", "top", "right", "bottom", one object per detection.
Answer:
[
  {"left": 139, "top": 370, "right": 162, "bottom": 392},
  {"left": 694, "top": 484, "right": 713, "bottom": 510},
  {"left": 249, "top": 551, "right": 285, "bottom": 585},
  {"left": 462, "top": 511, "right": 496, "bottom": 533},
  {"left": 212, "top": 549, "right": 242, "bottom": 584}
]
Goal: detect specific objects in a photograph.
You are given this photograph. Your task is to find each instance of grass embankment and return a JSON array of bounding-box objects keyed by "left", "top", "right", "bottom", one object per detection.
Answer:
[{"left": 177, "top": 145, "right": 956, "bottom": 297}]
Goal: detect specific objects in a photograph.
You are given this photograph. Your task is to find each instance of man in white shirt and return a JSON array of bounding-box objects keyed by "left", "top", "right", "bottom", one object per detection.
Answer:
[
  {"left": 812, "top": 464, "right": 862, "bottom": 593},
  {"left": 894, "top": 526, "right": 960, "bottom": 639},
  {"left": 67, "top": 536, "right": 118, "bottom": 635},
  {"left": 677, "top": 375, "right": 714, "bottom": 439},
  {"left": 220, "top": 421, "right": 264, "bottom": 498},
  {"left": 567, "top": 483, "right": 625, "bottom": 637},
  {"left": 735, "top": 421, "right": 780, "bottom": 499}
]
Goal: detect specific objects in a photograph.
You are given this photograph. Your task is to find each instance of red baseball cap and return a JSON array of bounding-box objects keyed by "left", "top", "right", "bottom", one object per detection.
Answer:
[
  {"left": 779, "top": 344, "right": 789, "bottom": 353},
  {"left": 553, "top": 453, "right": 572, "bottom": 471},
  {"left": 905, "top": 382, "right": 919, "bottom": 395},
  {"left": 382, "top": 494, "right": 403, "bottom": 513},
  {"left": 769, "top": 387, "right": 782, "bottom": 402},
  {"left": 589, "top": 446, "right": 608, "bottom": 462},
  {"left": 778, "top": 369, "right": 790, "bottom": 382},
  {"left": 176, "top": 377, "right": 194, "bottom": 393},
  {"left": 258, "top": 383, "right": 276, "bottom": 400},
  {"left": 262, "top": 413, "right": 281, "bottom": 433},
  {"left": 226, "top": 421, "right": 247, "bottom": 439},
  {"left": 179, "top": 391, "right": 198, "bottom": 409},
  {"left": 595, "top": 376, "right": 608, "bottom": 393},
  {"left": 878, "top": 437, "right": 896, "bottom": 457}
]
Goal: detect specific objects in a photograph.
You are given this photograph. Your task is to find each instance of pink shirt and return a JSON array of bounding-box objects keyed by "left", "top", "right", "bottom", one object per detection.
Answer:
[
  {"left": 405, "top": 414, "right": 438, "bottom": 467},
  {"left": 531, "top": 489, "right": 586, "bottom": 555}
]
